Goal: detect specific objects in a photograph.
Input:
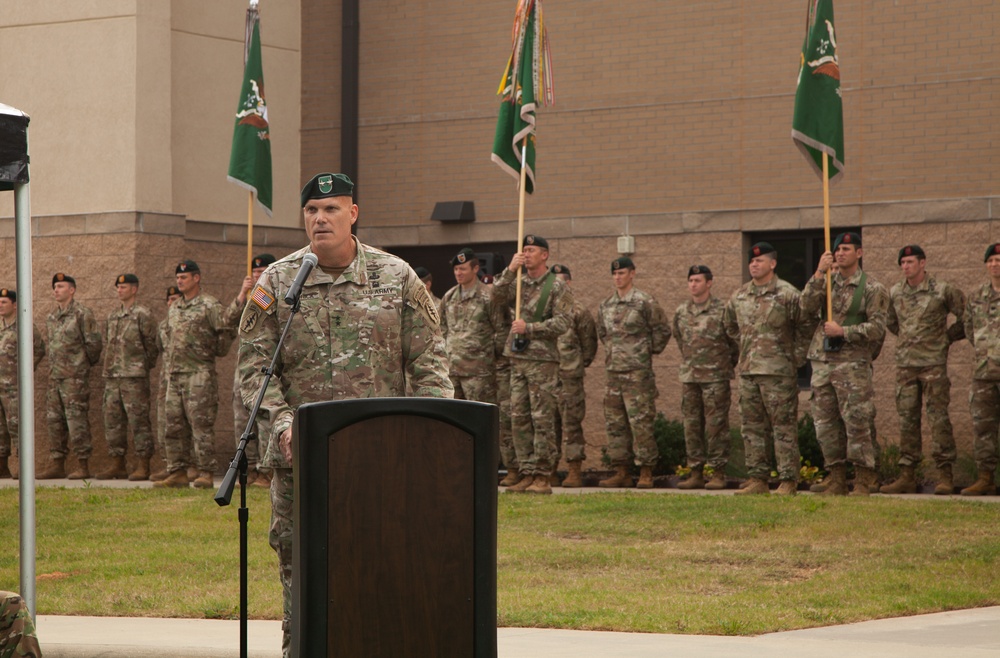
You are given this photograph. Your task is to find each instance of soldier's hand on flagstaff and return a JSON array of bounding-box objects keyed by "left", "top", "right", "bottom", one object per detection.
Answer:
[
  {"left": 237, "top": 276, "right": 254, "bottom": 305},
  {"left": 508, "top": 252, "right": 525, "bottom": 271},
  {"left": 279, "top": 427, "right": 293, "bottom": 463},
  {"left": 512, "top": 319, "right": 527, "bottom": 335},
  {"left": 815, "top": 251, "right": 834, "bottom": 277},
  {"left": 823, "top": 320, "right": 845, "bottom": 337}
]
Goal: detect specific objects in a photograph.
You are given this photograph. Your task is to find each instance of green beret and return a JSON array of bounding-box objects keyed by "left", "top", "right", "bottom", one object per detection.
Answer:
[
  {"left": 175, "top": 260, "right": 199, "bottom": 274},
  {"left": 611, "top": 257, "right": 635, "bottom": 273},
  {"left": 166, "top": 286, "right": 180, "bottom": 299},
  {"left": 833, "top": 232, "right": 862, "bottom": 250},
  {"left": 522, "top": 235, "right": 549, "bottom": 250},
  {"left": 550, "top": 264, "right": 571, "bottom": 277},
  {"left": 413, "top": 266, "right": 431, "bottom": 280},
  {"left": 0, "top": 288, "right": 15, "bottom": 303},
  {"left": 52, "top": 273, "right": 76, "bottom": 287},
  {"left": 252, "top": 254, "right": 276, "bottom": 269},
  {"left": 300, "top": 172, "right": 354, "bottom": 207},
  {"left": 450, "top": 248, "right": 478, "bottom": 267},
  {"left": 985, "top": 244, "right": 1000, "bottom": 262},
  {"left": 688, "top": 265, "right": 713, "bottom": 280},
  {"left": 115, "top": 273, "right": 139, "bottom": 286},
  {"left": 897, "top": 245, "right": 925, "bottom": 265},
  {"left": 748, "top": 242, "right": 776, "bottom": 261}
]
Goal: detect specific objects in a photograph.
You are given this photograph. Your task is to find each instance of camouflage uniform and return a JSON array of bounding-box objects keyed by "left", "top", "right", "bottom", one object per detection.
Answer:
[
  {"left": 238, "top": 241, "right": 451, "bottom": 651},
  {"left": 161, "top": 293, "right": 234, "bottom": 473},
  {"left": 494, "top": 305, "right": 517, "bottom": 471},
  {"left": 0, "top": 319, "right": 45, "bottom": 459},
  {"left": 801, "top": 270, "right": 889, "bottom": 470},
  {"left": 597, "top": 287, "right": 670, "bottom": 467},
  {"left": 672, "top": 296, "right": 738, "bottom": 472},
  {"left": 0, "top": 592, "right": 40, "bottom": 658},
  {"left": 554, "top": 298, "right": 598, "bottom": 463},
  {"left": 103, "top": 303, "right": 159, "bottom": 458},
  {"left": 46, "top": 299, "right": 102, "bottom": 459},
  {"left": 964, "top": 283, "right": 1000, "bottom": 473},
  {"left": 226, "top": 297, "right": 267, "bottom": 470},
  {"left": 887, "top": 274, "right": 965, "bottom": 469},
  {"left": 492, "top": 267, "right": 573, "bottom": 475},
  {"left": 723, "top": 276, "right": 807, "bottom": 481},
  {"left": 440, "top": 278, "right": 503, "bottom": 404}
]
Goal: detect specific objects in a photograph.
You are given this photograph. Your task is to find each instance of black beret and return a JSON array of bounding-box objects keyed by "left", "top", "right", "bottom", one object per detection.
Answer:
[
  {"left": 252, "top": 254, "right": 276, "bottom": 269},
  {"left": 611, "top": 257, "right": 635, "bottom": 272},
  {"left": 175, "top": 260, "right": 200, "bottom": 274},
  {"left": 451, "top": 248, "right": 478, "bottom": 267},
  {"left": 550, "top": 264, "right": 571, "bottom": 277},
  {"left": 897, "top": 245, "right": 926, "bottom": 265},
  {"left": 115, "top": 273, "right": 139, "bottom": 286},
  {"left": 985, "top": 244, "right": 1000, "bottom": 262},
  {"left": 166, "top": 286, "right": 180, "bottom": 299},
  {"left": 413, "top": 267, "right": 431, "bottom": 280},
  {"left": 300, "top": 172, "right": 354, "bottom": 207},
  {"left": 522, "top": 235, "right": 549, "bottom": 250},
  {"left": 749, "top": 242, "right": 776, "bottom": 261},
  {"left": 833, "top": 232, "right": 862, "bottom": 250},
  {"left": 52, "top": 273, "right": 76, "bottom": 287},
  {"left": 0, "top": 288, "right": 15, "bottom": 303},
  {"left": 688, "top": 265, "right": 713, "bottom": 280}
]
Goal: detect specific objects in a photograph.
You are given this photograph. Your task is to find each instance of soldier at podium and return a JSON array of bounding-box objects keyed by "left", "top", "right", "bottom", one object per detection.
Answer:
[{"left": 238, "top": 172, "right": 452, "bottom": 657}]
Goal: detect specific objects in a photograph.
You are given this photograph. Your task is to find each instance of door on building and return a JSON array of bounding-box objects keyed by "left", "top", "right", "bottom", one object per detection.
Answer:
[{"left": 384, "top": 242, "right": 517, "bottom": 299}]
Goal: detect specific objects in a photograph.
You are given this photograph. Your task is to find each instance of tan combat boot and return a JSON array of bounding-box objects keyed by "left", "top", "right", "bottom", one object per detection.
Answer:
[
  {"left": 818, "top": 464, "right": 848, "bottom": 496},
  {"left": 242, "top": 468, "right": 259, "bottom": 487},
  {"left": 774, "top": 480, "right": 798, "bottom": 496},
  {"left": 561, "top": 461, "right": 584, "bottom": 488},
  {"left": 677, "top": 467, "right": 705, "bottom": 490},
  {"left": 186, "top": 466, "right": 199, "bottom": 481},
  {"left": 548, "top": 468, "right": 562, "bottom": 487},
  {"left": 149, "top": 468, "right": 170, "bottom": 482},
  {"left": 37, "top": 457, "right": 66, "bottom": 480},
  {"left": 636, "top": 466, "right": 654, "bottom": 489},
  {"left": 809, "top": 472, "right": 833, "bottom": 493},
  {"left": 960, "top": 469, "right": 997, "bottom": 496},
  {"left": 705, "top": 472, "right": 727, "bottom": 490},
  {"left": 67, "top": 458, "right": 91, "bottom": 480},
  {"left": 251, "top": 469, "right": 272, "bottom": 489},
  {"left": 933, "top": 464, "right": 953, "bottom": 496},
  {"left": 879, "top": 465, "right": 917, "bottom": 494},
  {"left": 598, "top": 465, "right": 632, "bottom": 488},
  {"left": 525, "top": 474, "right": 553, "bottom": 494},
  {"left": 96, "top": 456, "right": 128, "bottom": 480},
  {"left": 850, "top": 467, "right": 876, "bottom": 497},
  {"left": 506, "top": 473, "right": 534, "bottom": 493},
  {"left": 153, "top": 469, "right": 190, "bottom": 488},
  {"left": 735, "top": 477, "right": 769, "bottom": 495},
  {"left": 499, "top": 469, "right": 521, "bottom": 487},
  {"left": 192, "top": 470, "right": 215, "bottom": 489},
  {"left": 128, "top": 457, "right": 151, "bottom": 481},
  {"left": 0, "top": 458, "right": 11, "bottom": 479}
]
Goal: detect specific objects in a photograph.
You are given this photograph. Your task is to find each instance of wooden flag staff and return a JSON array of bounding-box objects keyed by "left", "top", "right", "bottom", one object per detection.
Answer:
[
  {"left": 246, "top": 192, "right": 254, "bottom": 276},
  {"left": 823, "top": 151, "right": 832, "bottom": 322},
  {"left": 514, "top": 138, "right": 528, "bottom": 321}
]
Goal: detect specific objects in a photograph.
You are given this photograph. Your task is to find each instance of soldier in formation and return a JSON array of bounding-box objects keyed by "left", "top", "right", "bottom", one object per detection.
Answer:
[{"left": 0, "top": 289, "right": 45, "bottom": 479}]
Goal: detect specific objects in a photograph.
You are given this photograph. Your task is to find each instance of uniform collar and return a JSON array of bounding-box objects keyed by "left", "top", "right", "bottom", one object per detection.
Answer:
[{"left": 903, "top": 273, "right": 931, "bottom": 293}]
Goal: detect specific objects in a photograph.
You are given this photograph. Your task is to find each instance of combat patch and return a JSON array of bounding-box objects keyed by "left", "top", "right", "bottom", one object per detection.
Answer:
[
  {"left": 251, "top": 285, "right": 275, "bottom": 311},
  {"left": 241, "top": 308, "right": 259, "bottom": 334},
  {"left": 412, "top": 281, "right": 441, "bottom": 327}
]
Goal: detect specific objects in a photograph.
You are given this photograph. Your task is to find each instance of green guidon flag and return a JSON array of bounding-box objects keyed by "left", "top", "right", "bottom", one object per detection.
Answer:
[
  {"left": 227, "top": 6, "right": 273, "bottom": 215},
  {"left": 792, "top": 0, "right": 844, "bottom": 183}
]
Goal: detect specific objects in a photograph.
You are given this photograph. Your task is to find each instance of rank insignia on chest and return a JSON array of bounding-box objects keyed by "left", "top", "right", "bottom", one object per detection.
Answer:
[{"left": 251, "top": 286, "right": 275, "bottom": 311}]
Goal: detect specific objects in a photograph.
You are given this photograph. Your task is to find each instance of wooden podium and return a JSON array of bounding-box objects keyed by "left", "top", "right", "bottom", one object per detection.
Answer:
[{"left": 291, "top": 398, "right": 498, "bottom": 658}]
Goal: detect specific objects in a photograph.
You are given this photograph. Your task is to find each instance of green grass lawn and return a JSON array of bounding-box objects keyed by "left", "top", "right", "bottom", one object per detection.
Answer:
[{"left": 1, "top": 488, "right": 998, "bottom": 635}]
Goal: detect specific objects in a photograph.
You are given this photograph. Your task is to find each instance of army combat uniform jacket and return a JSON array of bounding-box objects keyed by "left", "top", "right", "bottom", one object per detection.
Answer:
[
  {"left": 46, "top": 299, "right": 102, "bottom": 379},
  {"left": 801, "top": 269, "right": 889, "bottom": 365},
  {"left": 162, "top": 294, "right": 232, "bottom": 374},
  {"left": 440, "top": 279, "right": 504, "bottom": 377},
  {"left": 887, "top": 274, "right": 965, "bottom": 368},
  {"left": 672, "top": 296, "right": 738, "bottom": 383},
  {"left": 723, "top": 276, "right": 806, "bottom": 377},
  {"left": 103, "top": 303, "right": 159, "bottom": 377},
  {"left": 597, "top": 287, "right": 670, "bottom": 372},
  {"left": 492, "top": 268, "right": 574, "bottom": 363},
  {"left": 964, "top": 283, "right": 1000, "bottom": 381}
]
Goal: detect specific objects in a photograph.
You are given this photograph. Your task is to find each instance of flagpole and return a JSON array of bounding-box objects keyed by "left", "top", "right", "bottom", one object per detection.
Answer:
[
  {"left": 823, "top": 151, "right": 832, "bottom": 322},
  {"left": 247, "top": 192, "right": 254, "bottom": 276},
  {"left": 514, "top": 138, "right": 528, "bottom": 321}
]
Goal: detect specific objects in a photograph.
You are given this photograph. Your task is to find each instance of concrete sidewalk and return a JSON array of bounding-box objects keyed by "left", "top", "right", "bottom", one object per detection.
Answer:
[{"left": 34, "top": 606, "right": 1000, "bottom": 657}]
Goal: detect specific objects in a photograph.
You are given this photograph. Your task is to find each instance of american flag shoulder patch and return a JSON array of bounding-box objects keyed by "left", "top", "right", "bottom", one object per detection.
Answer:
[{"left": 251, "top": 286, "right": 275, "bottom": 311}]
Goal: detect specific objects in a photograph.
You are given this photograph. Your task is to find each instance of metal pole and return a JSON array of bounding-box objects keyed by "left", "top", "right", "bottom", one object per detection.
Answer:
[{"left": 14, "top": 130, "right": 36, "bottom": 616}]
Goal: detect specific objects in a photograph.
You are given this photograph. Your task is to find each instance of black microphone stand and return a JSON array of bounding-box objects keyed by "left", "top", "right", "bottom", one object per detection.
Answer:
[{"left": 215, "top": 295, "right": 301, "bottom": 658}]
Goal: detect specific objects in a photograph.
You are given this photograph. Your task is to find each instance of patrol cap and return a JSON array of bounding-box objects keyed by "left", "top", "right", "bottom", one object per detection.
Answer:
[
  {"left": 748, "top": 242, "right": 776, "bottom": 261},
  {"left": 611, "top": 257, "right": 635, "bottom": 273},
  {"left": 833, "top": 232, "right": 862, "bottom": 250},
  {"left": 897, "top": 245, "right": 926, "bottom": 265},
  {"left": 522, "top": 235, "right": 549, "bottom": 250},
  {"left": 115, "top": 273, "right": 139, "bottom": 286},
  {"left": 688, "top": 265, "right": 713, "bottom": 280},
  {"left": 300, "top": 172, "right": 354, "bottom": 207},
  {"left": 52, "top": 273, "right": 76, "bottom": 287},
  {"left": 252, "top": 254, "right": 276, "bottom": 269},
  {"left": 175, "top": 260, "right": 200, "bottom": 274},
  {"left": 0, "top": 289, "right": 15, "bottom": 303},
  {"left": 550, "top": 264, "right": 571, "bottom": 278},
  {"left": 413, "top": 266, "right": 432, "bottom": 281},
  {"left": 451, "top": 248, "right": 478, "bottom": 267},
  {"left": 985, "top": 243, "right": 1000, "bottom": 262},
  {"left": 165, "top": 286, "right": 180, "bottom": 299}
]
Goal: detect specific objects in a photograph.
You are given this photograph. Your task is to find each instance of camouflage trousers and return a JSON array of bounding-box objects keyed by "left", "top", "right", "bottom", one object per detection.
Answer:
[
  {"left": 156, "top": 374, "right": 191, "bottom": 466},
  {"left": 510, "top": 359, "right": 559, "bottom": 475},
  {"left": 103, "top": 377, "right": 154, "bottom": 458},
  {"left": 604, "top": 369, "right": 659, "bottom": 468},
  {"left": 810, "top": 361, "right": 876, "bottom": 469},
  {"left": 738, "top": 374, "right": 800, "bottom": 480},
  {"left": 0, "top": 591, "right": 40, "bottom": 658},
  {"left": 0, "top": 391, "right": 21, "bottom": 458},
  {"left": 554, "top": 374, "right": 587, "bottom": 463},
  {"left": 451, "top": 373, "right": 498, "bottom": 405},
  {"left": 495, "top": 362, "right": 517, "bottom": 470},
  {"left": 681, "top": 380, "right": 731, "bottom": 471},
  {"left": 895, "top": 365, "right": 956, "bottom": 468},
  {"left": 163, "top": 370, "right": 218, "bottom": 472},
  {"left": 270, "top": 467, "right": 294, "bottom": 658},
  {"left": 46, "top": 375, "right": 92, "bottom": 459},
  {"left": 968, "top": 379, "right": 1000, "bottom": 472},
  {"left": 232, "top": 369, "right": 264, "bottom": 470}
]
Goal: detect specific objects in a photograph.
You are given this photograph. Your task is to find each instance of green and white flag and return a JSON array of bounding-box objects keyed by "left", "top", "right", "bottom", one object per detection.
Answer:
[
  {"left": 227, "top": 5, "right": 272, "bottom": 215},
  {"left": 491, "top": 0, "right": 554, "bottom": 195},
  {"left": 792, "top": 0, "right": 844, "bottom": 183}
]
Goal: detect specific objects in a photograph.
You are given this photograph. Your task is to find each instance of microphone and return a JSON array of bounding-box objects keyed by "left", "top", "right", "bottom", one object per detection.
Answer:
[{"left": 284, "top": 253, "right": 318, "bottom": 305}]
